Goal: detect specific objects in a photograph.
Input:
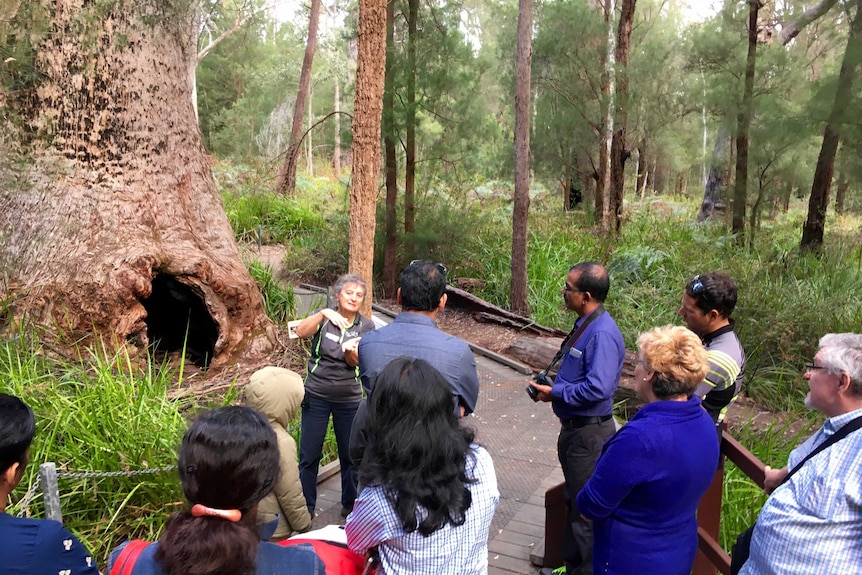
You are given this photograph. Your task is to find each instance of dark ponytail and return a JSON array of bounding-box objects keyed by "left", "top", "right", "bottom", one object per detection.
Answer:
[{"left": 155, "top": 406, "right": 279, "bottom": 575}]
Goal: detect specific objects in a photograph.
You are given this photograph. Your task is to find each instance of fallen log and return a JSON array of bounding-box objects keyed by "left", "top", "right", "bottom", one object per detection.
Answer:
[{"left": 444, "top": 285, "right": 567, "bottom": 338}]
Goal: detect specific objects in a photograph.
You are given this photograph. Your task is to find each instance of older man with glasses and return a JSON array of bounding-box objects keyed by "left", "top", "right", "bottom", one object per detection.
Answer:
[
  {"left": 349, "top": 260, "right": 480, "bottom": 467},
  {"left": 734, "top": 333, "right": 862, "bottom": 575},
  {"left": 678, "top": 272, "right": 746, "bottom": 428}
]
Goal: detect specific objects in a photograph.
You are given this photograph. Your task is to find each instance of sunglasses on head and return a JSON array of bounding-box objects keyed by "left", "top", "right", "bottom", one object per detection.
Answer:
[
  {"left": 688, "top": 275, "right": 714, "bottom": 308},
  {"left": 410, "top": 259, "right": 448, "bottom": 276}
]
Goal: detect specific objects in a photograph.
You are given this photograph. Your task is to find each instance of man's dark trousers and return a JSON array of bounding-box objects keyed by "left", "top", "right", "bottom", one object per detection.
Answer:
[{"left": 558, "top": 418, "right": 616, "bottom": 575}]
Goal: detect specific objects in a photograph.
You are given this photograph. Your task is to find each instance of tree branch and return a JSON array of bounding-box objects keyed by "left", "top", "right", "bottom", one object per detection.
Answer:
[
  {"left": 779, "top": 0, "right": 841, "bottom": 45},
  {"left": 197, "top": 2, "right": 277, "bottom": 64}
]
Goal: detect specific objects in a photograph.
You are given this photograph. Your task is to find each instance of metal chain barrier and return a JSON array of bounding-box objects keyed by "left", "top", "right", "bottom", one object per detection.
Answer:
[{"left": 15, "top": 463, "right": 176, "bottom": 522}]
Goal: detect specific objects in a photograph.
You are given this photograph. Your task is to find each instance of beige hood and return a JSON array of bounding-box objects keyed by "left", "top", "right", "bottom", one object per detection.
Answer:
[{"left": 245, "top": 366, "right": 305, "bottom": 429}]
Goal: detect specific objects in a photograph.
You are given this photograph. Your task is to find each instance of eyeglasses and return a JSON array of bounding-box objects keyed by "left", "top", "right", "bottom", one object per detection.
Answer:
[
  {"left": 563, "top": 284, "right": 582, "bottom": 293},
  {"left": 805, "top": 363, "right": 828, "bottom": 372},
  {"left": 410, "top": 259, "right": 448, "bottom": 276}
]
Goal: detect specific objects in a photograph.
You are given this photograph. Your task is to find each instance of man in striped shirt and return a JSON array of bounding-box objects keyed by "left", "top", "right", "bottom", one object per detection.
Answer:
[
  {"left": 678, "top": 272, "right": 745, "bottom": 426},
  {"left": 739, "top": 333, "right": 862, "bottom": 575}
]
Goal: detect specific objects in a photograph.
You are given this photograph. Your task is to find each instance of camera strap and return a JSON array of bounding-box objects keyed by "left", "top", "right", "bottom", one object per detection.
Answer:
[{"left": 542, "top": 306, "right": 605, "bottom": 374}]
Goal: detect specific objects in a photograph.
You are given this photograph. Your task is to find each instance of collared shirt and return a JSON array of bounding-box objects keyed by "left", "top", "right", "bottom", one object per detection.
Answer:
[
  {"left": 304, "top": 309, "right": 375, "bottom": 403},
  {"left": 740, "top": 407, "right": 862, "bottom": 575},
  {"left": 345, "top": 445, "right": 499, "bottom": 575},
  {"left": 550, "top": 311, "right": 625, "bottom": 420},
  {"left": 696, "top": 322, "right": 745, "bottom": 423},
  {"left": 358, "top": 312, "right": 480, "bottom": 414}
]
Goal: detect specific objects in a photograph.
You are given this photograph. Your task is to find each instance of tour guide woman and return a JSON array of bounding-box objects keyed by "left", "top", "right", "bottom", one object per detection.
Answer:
[
  {"left": 296, "top": 274, "right": 375, "bottom": 517},
  {"left": 576, "top": 325, "right": 719, "bottom": 575}
]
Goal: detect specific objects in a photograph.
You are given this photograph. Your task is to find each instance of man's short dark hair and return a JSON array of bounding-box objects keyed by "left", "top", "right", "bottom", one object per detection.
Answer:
[
  {"left": 0, "top": 393, "right": 35, "bottom": 474},
  {"left": 570, "top": 262, "right": 610, "bottom": 302},
  {"left": 685, "top": 272, "right": 737, "bottom": 318},
  {"left": 400, "top": 260, "right": 447, "bottom": 311}
]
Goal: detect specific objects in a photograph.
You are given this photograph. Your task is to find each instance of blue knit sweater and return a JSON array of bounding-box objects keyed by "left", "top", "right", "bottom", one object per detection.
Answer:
[{"left": 576, "top": 396, "right": 719, "bottom": 575}]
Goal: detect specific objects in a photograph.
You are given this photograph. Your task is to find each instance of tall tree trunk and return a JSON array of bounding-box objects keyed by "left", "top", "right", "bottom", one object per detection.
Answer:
[
  {"left": 307, "top": 82, "right": 314, "bottom": 176},
  {"left": 596, "top": 0, "right": 616, "bottom": 232},
  {"left": 349, "top": 0, "right": 387, "bottom": 317},
  {"left": 608, "top": 0, "right": 637, "bottom": 235},
  {"left": 698, "top": 126, "right": 731, "bottom": 222},
  {"left": 635, "top": 139, "right": 647, "bottom": 197},
  {"left": 511, "top": 0, "right": 532, "bottom": 316},
  {"left": 382, "top": 0, "right": 399, "bottom": 297},
  {"left": 731, "top": 1, "right": 762, "bottom": 244},
  {"left": 334, "top": 74, "right": 342, "bottom": 178},
  {"left": 0, "top": 0, "right": 273, "bottom": 367},
  {"left": 276, "top": 0, "right": 322, "bottom": 195},
  {"left": 835, "top": 170, "right": 848, "bottom": 216},
  {"left": 404, "top": 0, "right": 418, "bottom": 258},
  {"left": 801, "top": 3, "right": 862, "bottom": 252}
]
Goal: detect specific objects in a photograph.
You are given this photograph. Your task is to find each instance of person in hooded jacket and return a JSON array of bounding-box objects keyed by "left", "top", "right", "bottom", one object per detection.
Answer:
[{"left": 245, "top": 366, "right": 312, "bottom": 540}]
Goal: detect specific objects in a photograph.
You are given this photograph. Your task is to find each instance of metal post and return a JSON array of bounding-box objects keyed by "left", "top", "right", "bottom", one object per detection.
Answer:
[{"left": 39, "top": 462, "right": 63, "bottom": 524}]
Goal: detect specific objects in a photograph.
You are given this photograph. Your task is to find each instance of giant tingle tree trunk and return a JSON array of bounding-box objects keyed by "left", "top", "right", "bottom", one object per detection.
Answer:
[
  {"left": 349, "top": 0, "right": 387, "bottom": 317},
  {"left": 0, "top": 0, "right": 274, "bottom": 367}
]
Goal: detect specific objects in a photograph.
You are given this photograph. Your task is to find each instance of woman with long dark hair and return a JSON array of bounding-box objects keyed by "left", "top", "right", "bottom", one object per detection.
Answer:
[
  {"left": 345, "top": 358, "right": 498, "bottom": 575},
  {"left": 107, "top": 406, "right": 324, "bottom": 575}
]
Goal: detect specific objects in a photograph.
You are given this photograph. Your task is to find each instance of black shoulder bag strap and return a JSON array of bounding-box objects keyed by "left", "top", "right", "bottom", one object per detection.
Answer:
[
  {"left": 541, "top": 306, "right": 605, "bottom": 375},
  {"left": 780, "top": 413, "right": 862, "bottom": 486}
]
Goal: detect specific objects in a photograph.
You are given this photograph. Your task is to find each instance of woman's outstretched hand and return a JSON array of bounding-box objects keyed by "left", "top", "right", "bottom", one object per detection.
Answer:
[{"left": 321, "top": 308, "right": 350, "bottom": 331}]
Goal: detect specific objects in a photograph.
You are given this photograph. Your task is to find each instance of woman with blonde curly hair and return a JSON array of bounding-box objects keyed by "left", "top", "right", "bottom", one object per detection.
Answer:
[{"left": 576, "top": 325, "right": 719, "bottom": 575}]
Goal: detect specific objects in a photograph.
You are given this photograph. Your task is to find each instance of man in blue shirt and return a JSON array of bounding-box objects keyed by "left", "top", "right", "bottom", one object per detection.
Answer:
[
  {"left": 738, "top": 333, "right": 862, "bottom": 575},
  {"left": 349, "top": 260, "right": 480, "bottom": 465},
  {"left": 529, "top": 262, "right": 625, "bottom": 575}
]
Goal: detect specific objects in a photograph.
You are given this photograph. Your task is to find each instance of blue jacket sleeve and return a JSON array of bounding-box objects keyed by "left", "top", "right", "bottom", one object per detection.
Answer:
[{"left": 576, "top": 426, "right": 649, "bottom": 520}]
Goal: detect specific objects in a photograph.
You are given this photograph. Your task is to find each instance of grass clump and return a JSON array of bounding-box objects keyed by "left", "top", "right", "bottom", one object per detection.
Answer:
[{"left": 1, "top": 336, "right": 238, "bottom": 566}]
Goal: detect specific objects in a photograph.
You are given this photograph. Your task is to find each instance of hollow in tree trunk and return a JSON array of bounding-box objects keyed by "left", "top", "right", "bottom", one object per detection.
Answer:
[{"left": 0, "top": 0, "right": 274, "bottom": 368}]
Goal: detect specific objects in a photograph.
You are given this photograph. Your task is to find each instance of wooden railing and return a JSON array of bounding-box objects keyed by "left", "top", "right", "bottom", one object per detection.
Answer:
[{"left": 541, "top": 425, "right": 766, "bottom": 574}]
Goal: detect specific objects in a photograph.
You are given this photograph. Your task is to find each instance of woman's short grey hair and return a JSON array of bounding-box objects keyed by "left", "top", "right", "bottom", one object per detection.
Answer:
[
  {"left": 333, "top": 273, "right": 367, "bottom": 296},
  {"left": 818, "top": 333, "right": 862, "bottom": 397}
]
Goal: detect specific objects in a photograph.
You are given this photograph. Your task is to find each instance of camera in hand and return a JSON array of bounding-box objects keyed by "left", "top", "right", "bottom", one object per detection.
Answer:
[{"left": 526, "top": 371, "right": 553, "bottom": 401}]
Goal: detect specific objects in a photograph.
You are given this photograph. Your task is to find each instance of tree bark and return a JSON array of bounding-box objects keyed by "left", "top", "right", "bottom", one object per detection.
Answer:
[
  {"left": 801, "top": 3, "right": 862, "bottom": 252},
  {"left": 276, "top": 0, "right": 321, "bottom": 194},
  {"left": 382, "top": 0, "right": 399, "bottom": 297},
  {"left": 608, "top": 0, "right": 637, "bottom": 235},
  {"left": 511, "top": 0, "right": 532, "bottom": 316},
  {"left": 596, "top": 0, "right": 616, "bottom": 231},
  {"left": 334, "top": 74, "right": 342, "bottom": 177},
  {"left": 349, "top": 0, "right": 387, "bottom": 316},
  {"left": 635, "top": 139, "right": 647, "bottom": 198},
  {"left": 779, "top": 0, "right": 840, "bottom": 45},
  {"left": 835, "top": 170, "right": 848, "bottom": 215},
  {"left": 404, "top": 0, "right": 418, "bottom": 258},
  {"left": 697, "top": 126, "right": 731, "bottom": 222},
  {"left": 731, "top": 1, "right": 762, "bottom": 244},
  {"left": 0, "top": 0, "right": 274, "bottom": 367}
]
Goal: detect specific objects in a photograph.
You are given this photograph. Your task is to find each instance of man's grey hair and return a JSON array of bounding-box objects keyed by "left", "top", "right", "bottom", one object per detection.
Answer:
[{"left": 818, "top": 333, "right": 862, "bottom": 397}]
